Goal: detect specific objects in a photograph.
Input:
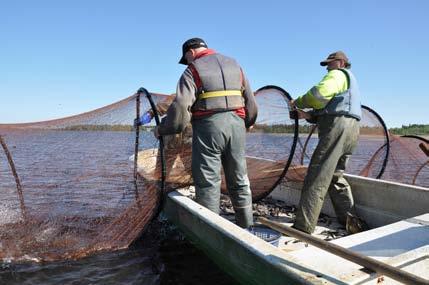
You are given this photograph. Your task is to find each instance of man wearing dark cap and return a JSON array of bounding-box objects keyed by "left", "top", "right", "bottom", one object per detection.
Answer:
[
  {"left": 290, "top": 51, "right": 364, "bottom": 234},
  {"left": 154, "top": 37, "right": 258, "bottom": 228}
]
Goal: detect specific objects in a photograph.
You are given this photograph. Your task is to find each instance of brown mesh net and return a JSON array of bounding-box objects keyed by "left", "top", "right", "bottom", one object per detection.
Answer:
[
  {"left": 363, "top": 135, "right": 429, "bottom": 188},
  {"left": 0, "top": 86, "right": 297, "bottom": 262},
  {"left": 0, "top": 93, "right": 167, "bottom": 262}
]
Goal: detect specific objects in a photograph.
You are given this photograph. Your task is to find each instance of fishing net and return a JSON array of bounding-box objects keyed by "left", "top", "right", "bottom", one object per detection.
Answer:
[
  {"left": 0, "top": 86, "right": 298, "bottom": 262},
  {"left": 0, "top": 92, "right": 167, "bottom": 262},
  {"left": 1, "top": 84, "right": 427, "bottom": 263},
  {"left": 362, "top": 135, "right": 429, "bottom": 188}
]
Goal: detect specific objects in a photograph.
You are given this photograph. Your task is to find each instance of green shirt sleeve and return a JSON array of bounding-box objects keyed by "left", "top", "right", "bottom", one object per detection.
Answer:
[{"left": 295, "top": 69, "right": 348, "bottom": 110}]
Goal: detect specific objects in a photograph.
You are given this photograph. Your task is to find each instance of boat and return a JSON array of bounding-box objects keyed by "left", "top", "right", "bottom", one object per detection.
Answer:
[{"left": 161, "top": 172, "right": 429, "bottom": 284}]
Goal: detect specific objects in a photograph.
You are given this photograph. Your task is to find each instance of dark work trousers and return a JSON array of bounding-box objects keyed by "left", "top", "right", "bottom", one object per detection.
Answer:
[
  {"left": 192, "top": 111, "right": 253, "bottom": 228},
  {"left": 294, "top": 115, "right": 360, "bottom": 234}
]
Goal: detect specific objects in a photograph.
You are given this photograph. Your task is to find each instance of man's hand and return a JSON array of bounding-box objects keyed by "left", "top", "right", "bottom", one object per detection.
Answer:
[
  {"left": 134, "top": 112, "right": 153, "bottom": 128},
  {"left": 289, "top": 109, "right": 312, "bottom": 120},
  {"left": 140, "top": 112, "right": 153, "bottom": 124},
  {"left": 296, "top": 109, "right": 312, "bottom": 120}
]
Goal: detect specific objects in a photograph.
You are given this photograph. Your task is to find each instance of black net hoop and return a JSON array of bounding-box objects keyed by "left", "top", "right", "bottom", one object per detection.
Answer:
[
  {"left": 247, "top": 85, "right": 299, "bottom": 201},
  {"left": 361, "top": 105, "right": 390, "bottom": 179}
]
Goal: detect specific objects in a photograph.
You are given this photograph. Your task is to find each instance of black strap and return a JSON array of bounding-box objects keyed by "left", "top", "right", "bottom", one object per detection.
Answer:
[{"left": 339, "top": 68, "right": 351, "bottom": 90}]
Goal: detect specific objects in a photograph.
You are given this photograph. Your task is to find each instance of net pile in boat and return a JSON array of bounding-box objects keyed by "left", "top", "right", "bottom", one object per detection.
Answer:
[{"left": 0, "top": 93, "right": 167, "bottom": 262}]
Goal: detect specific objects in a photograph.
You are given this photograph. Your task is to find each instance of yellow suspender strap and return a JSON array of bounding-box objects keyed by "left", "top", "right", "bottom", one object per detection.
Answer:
[{"left": 199, "top": 90, "right": 242, "bottom": 99}]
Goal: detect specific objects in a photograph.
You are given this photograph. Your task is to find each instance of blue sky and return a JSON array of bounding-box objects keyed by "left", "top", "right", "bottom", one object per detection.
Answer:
[{"left": 1, "top": 0, "right": 428, "bottom": 127}]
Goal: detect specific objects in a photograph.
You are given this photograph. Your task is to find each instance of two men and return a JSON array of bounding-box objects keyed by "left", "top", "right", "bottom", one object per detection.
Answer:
[
  {"left": 140, "top": 44, "right": 362, "bottom": 233},
  {"left": 151, "top": 38, "right": 258, "bottom": 228},
  {"left": 290, "top": 51, "right": 362, "bottom": 234}
]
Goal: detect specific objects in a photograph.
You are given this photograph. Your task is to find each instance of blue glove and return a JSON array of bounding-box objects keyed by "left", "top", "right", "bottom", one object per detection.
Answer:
[
  {"left": 133, "top": 112, "right": 153, "bottom": 128},
  {"left": 140, "top": 112, "right": 153, "bottom": 125}
]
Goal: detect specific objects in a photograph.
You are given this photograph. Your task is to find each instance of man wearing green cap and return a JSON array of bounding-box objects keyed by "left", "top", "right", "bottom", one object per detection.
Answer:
[
  {"left": 290, "top": 51, "right": 364, "bottom": 234},
  {"left": 154, "top": 38, "right": 258, "bottom": 228}
]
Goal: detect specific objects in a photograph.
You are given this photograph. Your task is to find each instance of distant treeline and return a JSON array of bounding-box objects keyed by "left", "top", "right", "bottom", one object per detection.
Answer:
[
  {"left": 252, "top": 124, "right": 314, "bottom": 133},
  {"left": 59, "top": 123, "right": 429, "bottom": 136},
  {"left": 360, "top": 126, "right": 386, "bottom": 135},
  {"left": 389, "top": 124, "right": 429, "bottom": 135},
  {"left": 60, "top": 125, "right": 153, "bottom": 132},
  {"left": 253, "top": 124, "right": 388, "bottom": 135}
]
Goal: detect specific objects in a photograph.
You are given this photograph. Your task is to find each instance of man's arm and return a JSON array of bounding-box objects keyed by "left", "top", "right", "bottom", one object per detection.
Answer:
[
  {"left": 241, "top": 70, "right": 258, "bottom": 128},
  {"left": 157, "top": 69, "right": 196, "bottom": 136},
  {"left": 295, "top": 70, "right": 348, "bottom": 110}
]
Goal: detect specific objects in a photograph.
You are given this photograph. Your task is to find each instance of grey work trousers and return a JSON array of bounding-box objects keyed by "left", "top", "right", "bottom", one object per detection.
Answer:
[
  {"left": 192, "top": 111, "right": 253, "bottom": 228},
  {"left": 294, "top": 115, "right": 360, "bottom": 234}
]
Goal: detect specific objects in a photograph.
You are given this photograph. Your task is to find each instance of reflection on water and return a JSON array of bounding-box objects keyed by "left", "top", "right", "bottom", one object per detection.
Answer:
[{"left": 0, "top": 219, "right": 239, "bottom": 285}]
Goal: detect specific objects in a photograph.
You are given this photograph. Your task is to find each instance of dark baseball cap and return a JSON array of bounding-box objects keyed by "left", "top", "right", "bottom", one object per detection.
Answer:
[
  {"left": 179, "top": 37, "right": 208, "bottom": 65},
  {"left": 320, "top": 51, "right": 351, "bottom": 67}
]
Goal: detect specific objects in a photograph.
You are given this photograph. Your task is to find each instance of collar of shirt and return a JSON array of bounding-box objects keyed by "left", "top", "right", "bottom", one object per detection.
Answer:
[{"left": 194, "top": 48, "right": 216, "bottom": 60}]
